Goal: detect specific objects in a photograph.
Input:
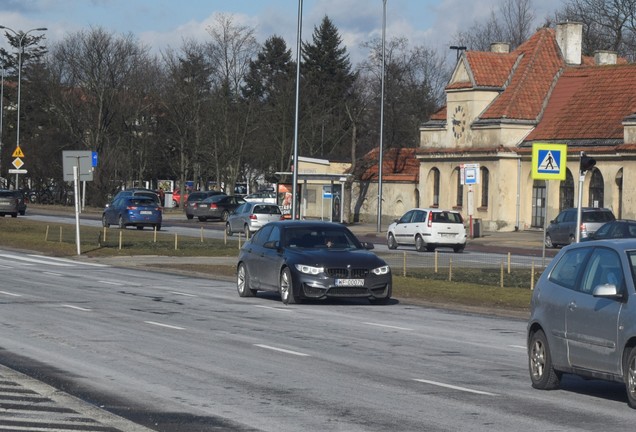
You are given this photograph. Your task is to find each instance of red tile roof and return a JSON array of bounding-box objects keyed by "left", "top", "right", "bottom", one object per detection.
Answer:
[
  {"left": 526, "top": 64, "right": 636, "bottom": 141},
  {"left": 464, "top": 51, "right": 518, "bottom": 88},
  {"left": 360, "top": 147, "right": 419, "bottom": 182}
]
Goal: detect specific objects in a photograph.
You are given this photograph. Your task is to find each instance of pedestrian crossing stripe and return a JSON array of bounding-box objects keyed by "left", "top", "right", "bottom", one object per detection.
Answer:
[{"left": 531, "top": 143, "right": 567, "bottom": 180}]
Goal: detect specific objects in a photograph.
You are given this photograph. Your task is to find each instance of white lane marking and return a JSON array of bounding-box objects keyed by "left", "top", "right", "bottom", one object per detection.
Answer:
[
  {"left": 364, "top": 322, "right": 413, "bottom": 331},
  {"left": 43, "top": 272, "right": 63, "bottom": 277},
  {"left": 171, "top": 291, "right": 197, "bottom": 297},
  {"left": 509, "top": 345, "right": 526, "bottom": 350},
  {"left": 0, "top": 264, "right": 13, "bottom": 269},
  {"left": 254, "top": 305, "right": 293, "bottom": 312},
  {"left": 254, "top": 344, "right": 310, "bottom": 357},
  {"left": 0, "top": 253, "right": 74, "bottom": 266},
  {"left": 0, "top": 291, "right": 22, "bottom": 297},
  {"left": 98, "top": 280, "right": 123, "bottom": 286},
  {"left": 413, "top": 379, "right": 497, "bottom": 396},
  {"left": 144, "top": 321, "right": 185, "bottom": 330},
  {"left": 28, "top": 254, "right": 108, "bottom": 267},
  {"left": 62, "top": 304, "right": 92, "bottom": 312}
]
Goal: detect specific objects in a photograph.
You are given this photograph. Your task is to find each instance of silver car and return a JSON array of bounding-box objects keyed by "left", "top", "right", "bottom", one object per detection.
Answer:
[
  {"left": 0, "top": 190, "right": 21, "bottom": 217},
  {"left": 527, "top": 239, "right": 636, "bottom": 408},
  {"left": 226, "top": 202, "right": 282, "bottom": 238}
]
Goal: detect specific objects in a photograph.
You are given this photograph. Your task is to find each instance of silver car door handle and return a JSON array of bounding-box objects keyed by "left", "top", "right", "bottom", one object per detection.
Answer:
[{"left": 568, "top": 301, "right": 576, "bottom": 311}]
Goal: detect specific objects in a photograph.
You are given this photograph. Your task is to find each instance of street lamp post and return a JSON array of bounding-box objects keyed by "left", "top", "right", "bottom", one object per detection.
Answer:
[
  {"left": 377, "top": 0, "right": 387, "bottom": 232},
  {"left": 0, "top": 25, "right": 47, "bottom": 187},
  {"left": 0, "top": 65, "right": 4, "bottom": 188}
]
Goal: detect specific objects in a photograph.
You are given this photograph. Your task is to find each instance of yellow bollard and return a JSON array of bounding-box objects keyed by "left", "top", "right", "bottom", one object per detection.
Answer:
[
  {"left": 201, "top": 227, "right": 204, "bottom": 243},
  {"left": 103, "top": 227, "right": 107, "bottom": 242},
  {"left": 154, "top": 226, "right": 157, "bottom": 243},
  {"left": 531, "top": 260, "right": 535, "bottom": 290},
  {"left": 500, "top": 259, "right": 504, "bottom": 288},
  {"left": 435, "top": 251, "right": 438, "bottom": 273},
  {"left": 448, "top": 257, "right": 452, "bottom": 281},
  {"left": 403, "top": 252, "right": 407, "bottom": 277},
  {"left": 59, "top": 226, "right": 63, "bottom": 243},
  {"left": 238, "top": 232, "right": 242, "bottom": 249},
  {"left": 174, "top": 233, "right": 178, "bottom": 250},
  {"left": 118, "top": 231, "right": 123, "bottom": 250},
  {"left": 45, "top": 225, "right": 50, "bottom": 241},
  {"left": 507, "top": 252, "right": 511, "bottom": 274}
]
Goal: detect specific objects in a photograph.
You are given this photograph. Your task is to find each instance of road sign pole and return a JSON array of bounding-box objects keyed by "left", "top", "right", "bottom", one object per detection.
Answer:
[{"left": 73, "top": 165, "right": 81, "bottom": 255}]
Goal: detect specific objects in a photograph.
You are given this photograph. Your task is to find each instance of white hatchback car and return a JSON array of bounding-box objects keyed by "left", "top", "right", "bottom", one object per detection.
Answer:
[{"left": 387, "top": 208, "right": 467, "bottom": 253}]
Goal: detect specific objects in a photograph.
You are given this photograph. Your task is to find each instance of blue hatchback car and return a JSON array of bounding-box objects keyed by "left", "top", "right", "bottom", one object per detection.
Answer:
[{"left": 102, "top": 196, "right": 162, "bottom": 230}]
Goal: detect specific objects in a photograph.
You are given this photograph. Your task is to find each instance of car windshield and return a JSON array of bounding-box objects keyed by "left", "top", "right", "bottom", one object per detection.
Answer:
[{"left": 284, "top": 227, "right": 359, "bottom": 249}]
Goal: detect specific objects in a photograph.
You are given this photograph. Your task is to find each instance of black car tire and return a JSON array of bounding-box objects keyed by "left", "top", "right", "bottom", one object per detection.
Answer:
[
  {"left": 186, "top": 214, "right": 194, "bottom": 220},
  {"left": 102, "top": 214, "right": 109, "bottom": 228},
  {"left": 426, "top": 245, "right": 435, "bottom": 252},
  {"left": 387, "top": 233, "right": 398, "bottom": 250},
  {"left": 155, "top": 224, "right": 161, "bottom": 231},
  {"left": 225, "top": 223, "right": 233, "bottom": 236},
  {"left": 221, "top": 210, "right": 230, "bottom": 222},
  {"left": 528, "top": 329, "right": 561, "bottom": 390},
  {"left": 544, "top": 234, "right": 555, "bottom": 248},
  {"left": 453, "top": 245, "right": 465, "bottom": 253},
  {"left": 11, "top": 213, "right": 17, "bottom": 218},
  {"left": 19, "top": 210, "right": 25, "bottom": 216},
  {"left": 415, "top": 235, "right": 425, "bottom": 252},
  {"left": 136, "top": 226, "right": 144, "bottom": 230},
  {"left": 280, "top": 267, "right": 297, "bottom": 305},
  {"left": 237, "top": 263, "right": 256, "bottom": 297},
  {"left": 118, "top": 216, "right": 126, "bottom": 229},
  {"left": 198, "top": 216, "right": 207, "bottom": 222},
  {"left": 625, "top": 346, "right": 636, "bottom": 408}
]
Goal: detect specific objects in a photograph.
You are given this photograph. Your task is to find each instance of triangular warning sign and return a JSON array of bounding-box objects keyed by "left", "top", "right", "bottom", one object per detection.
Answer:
[
  {"left": 12, "top": 147, "right": 24, "bottom": 158},
  {"left": 538, "top": 150, "right": 559, "bottom": 172}
]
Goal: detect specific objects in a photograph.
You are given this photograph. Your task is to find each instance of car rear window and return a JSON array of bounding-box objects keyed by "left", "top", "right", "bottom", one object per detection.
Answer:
[
  {"left": 0, "top": 191, "right": 14, "bottom": 197},
  {"left": 254, "top": 205, "right": 281, "bottom": 215},
  {"left": 432, "top": 212, "right": 463, "bottom": 223},
  {"left": 129, "top": 198, "right": 155, "bottom": 206},
  {"left": 582, "top": 211, "right": 615, "bottom": 223}
]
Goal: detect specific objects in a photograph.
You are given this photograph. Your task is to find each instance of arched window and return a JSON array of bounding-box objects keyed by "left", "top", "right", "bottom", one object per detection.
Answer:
[
  {"left": 431, "top": 168, "right": 440, "bottom": 207},
  {"left": 559, "top": 169, "right": 574, "bottom": 211},
  {"left": 480, "top": 167, "right": 489, "bottom": 208},
  {"left": 589, "top": 169, "right": 604, "bottom": 208},
  {"left": 454, "top": 167, "right": 463, "bottom": 207}
]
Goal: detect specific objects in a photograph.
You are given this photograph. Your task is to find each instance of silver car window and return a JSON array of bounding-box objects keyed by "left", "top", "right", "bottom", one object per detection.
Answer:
[
  {"left": 549, "top": 248, "right": 591, "bottom": 290},
  {"left": 579, "top": 248, "right": 623, "bottom": 294}
]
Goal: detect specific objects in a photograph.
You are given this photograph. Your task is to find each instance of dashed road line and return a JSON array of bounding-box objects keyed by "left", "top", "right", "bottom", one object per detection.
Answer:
[
  {"left": 363, "top": 322, "right": 413, "bottom": 331},
  {"left": 254, "top": 344, "right": 310, "bottom": 357},
  {"left": 144, "top": 321, "right": 185, "bottom": 330},
  {"left": 413, "top": 378, "right": 497, "bottom": 396},
  {"left": 62, "top": 304, "right": 92, "bottom": 312}
]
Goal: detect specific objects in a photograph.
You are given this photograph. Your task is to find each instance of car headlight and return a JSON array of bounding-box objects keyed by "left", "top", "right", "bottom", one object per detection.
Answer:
[
  {"left": 372, "top": 265, "right": 390, "bottom": 275},
  {"left": 295, "top": 264, "right": 324, "bottom": 275}
]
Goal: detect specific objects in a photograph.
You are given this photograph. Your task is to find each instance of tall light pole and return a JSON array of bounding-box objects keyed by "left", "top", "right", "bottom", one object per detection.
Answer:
[
  {"left": 291, "top": 0, "right": 303, "bottom": 220},
  {"left": 0, "top": 26, "right": 47, "bottom": 155},
  {"left": 377, "top": 0, "right": 387, "bottom": 232},
  {"left": 0, "top": 65, "right": 4, "bottom": 188}
]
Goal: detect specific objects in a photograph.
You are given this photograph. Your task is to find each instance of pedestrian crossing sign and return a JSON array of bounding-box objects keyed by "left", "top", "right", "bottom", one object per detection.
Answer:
[{"left": 532, "top": 143, "right": 567, "bottom": 180}]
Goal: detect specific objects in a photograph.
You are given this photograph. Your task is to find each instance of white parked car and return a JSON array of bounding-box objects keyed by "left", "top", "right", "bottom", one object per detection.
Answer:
[
  {"left": 243, "top": 191, "right": 277, "bottom": 204},
  {"left": 226, "top": 202, "right": 283, "bottom": 238},
  {"left": 387, "top": 208, "right": 467, "bottom": 253}
]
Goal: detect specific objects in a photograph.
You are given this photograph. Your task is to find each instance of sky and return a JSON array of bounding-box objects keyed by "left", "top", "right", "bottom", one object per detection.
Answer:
[{"left": 0, "top": 0, "right": 566, "bottom": 65}]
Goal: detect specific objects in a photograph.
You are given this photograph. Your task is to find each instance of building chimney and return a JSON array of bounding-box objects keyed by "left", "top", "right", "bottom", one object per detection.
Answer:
[
  {"left": 490, "top": 42, "right": 510, "bottom": 53},
  {"left": 556, "top": 22, "right": 583, "bottom": 65},
  {"left": 594, "top": 50, "right": 617, "bottom": 65}
]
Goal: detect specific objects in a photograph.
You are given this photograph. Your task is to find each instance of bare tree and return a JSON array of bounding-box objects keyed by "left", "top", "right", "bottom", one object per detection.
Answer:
[
  {"left": 556, "top": 0, "right": 636, "bottom": 60},
  {"left": 205, "top": 13, "right": 260, "bottom": 193},
  {"left": 45, "top": 27, "right": 154, "bottom": 203},
  {"left": 454, "top": 0, "right": 537, "bottom": 50}
]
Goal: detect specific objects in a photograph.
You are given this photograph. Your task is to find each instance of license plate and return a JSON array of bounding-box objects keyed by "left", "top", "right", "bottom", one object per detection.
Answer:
[
  {"left": 440, "top": 233, "right": 456, "bottom": 237},
  {"left": 140, "top": 211, "right": 152, "bottom": 215},
  {"left": 335, "top": 278, "right": 364, "bottom": 287}
]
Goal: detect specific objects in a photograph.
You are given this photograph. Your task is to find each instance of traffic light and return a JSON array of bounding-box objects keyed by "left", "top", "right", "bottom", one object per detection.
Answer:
[{"left": 580, "top": 153, "right": 596, "bottom": 173}]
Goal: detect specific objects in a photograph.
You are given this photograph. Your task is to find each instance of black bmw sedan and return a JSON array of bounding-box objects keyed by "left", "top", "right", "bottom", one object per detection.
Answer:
[{"left": 236, "top": 221, "right": 392, "bottom": 305}]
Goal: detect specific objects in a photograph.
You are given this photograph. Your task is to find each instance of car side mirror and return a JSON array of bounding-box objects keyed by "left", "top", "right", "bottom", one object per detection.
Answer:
[
  {"left": 593, "top": 283, "right": 623, "bottom": 300},
  {"left": 360, "top": 241, "right": 374, "bottom": 250},
  {"left": 264, "top": 240, "right": 280, "bottom": 250}
]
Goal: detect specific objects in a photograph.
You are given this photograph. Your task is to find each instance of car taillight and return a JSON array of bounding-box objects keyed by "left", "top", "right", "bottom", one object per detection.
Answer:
[
  {"left": 580, "top": 223, "right": 587, "bottom": 233},
  {"left": 427, "top": 212, "right": 433, "bottom": 228},
  {"left": 210, "top": 204, "right": 218, "bottom": 209},
  {"left": 127, "top": 206, "right": 138, "bottom": 210},
  {"left": 249, "top": 214, "right": 257, "bottom": 220}
]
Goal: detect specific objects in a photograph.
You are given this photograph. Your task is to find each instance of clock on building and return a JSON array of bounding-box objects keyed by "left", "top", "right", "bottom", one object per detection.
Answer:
[{"left": 452, "top": 105, "right": 466, "bottom": 139}]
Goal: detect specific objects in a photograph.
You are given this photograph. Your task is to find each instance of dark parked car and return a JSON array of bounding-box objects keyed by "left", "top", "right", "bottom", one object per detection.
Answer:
[
  {"left": 236, "top": 221, "right": 392, "bottom": 305},
  {"left": 527, "top": 238, "right": 636, "bottom": 408},
  {"left": 102, "top": 196, "right": 162, "bottom": 230},
  {"left": 582, "top": 219, "right": 636, "bottom": 241},
  {"left": 0, "top": 190, "right": 25, "bottom": 217},
  {"left": 184, "top": 190, "right": 225, "bottom": 220},
  {"left": 193, "top": 195, "right": 245, "bottom": 222},
  {"left": 226, "top": 202, "right": 283, "bottom": 238},
  {"left": 545, "top": 207, "right": 615, "bottom": 248}
]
